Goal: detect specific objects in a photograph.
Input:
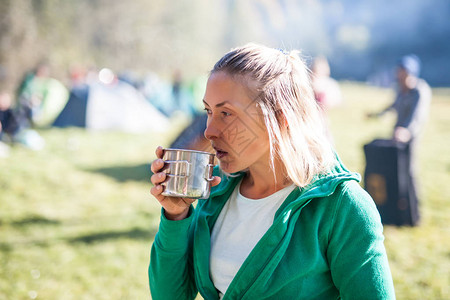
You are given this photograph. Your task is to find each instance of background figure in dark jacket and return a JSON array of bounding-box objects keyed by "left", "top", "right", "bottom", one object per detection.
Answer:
[
  {"left": 369, "top": 54, "right": 431, "bottom": 143},
  {"left": 368, "top": 54, "right": 432, "bottom": 222},
  {"left": 0, "top": 92, "right": 19, "bottom": 141}
]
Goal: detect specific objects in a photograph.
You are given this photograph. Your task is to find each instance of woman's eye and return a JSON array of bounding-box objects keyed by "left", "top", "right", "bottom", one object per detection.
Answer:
[{"left": 203, "top": 108, "right": 231, "bottom": 117}]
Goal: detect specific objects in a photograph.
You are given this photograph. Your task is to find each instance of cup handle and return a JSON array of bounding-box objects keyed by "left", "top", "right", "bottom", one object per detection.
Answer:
[
  {"left": 164, "top": 160, "right": 190, "bottom": 177},
  {"left": 204, "top": 163, "right": 215, "bottom": 182}
]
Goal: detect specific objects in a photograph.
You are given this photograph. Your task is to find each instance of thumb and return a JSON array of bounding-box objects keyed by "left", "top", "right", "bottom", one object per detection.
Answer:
[{"left": 210, "top": 176, "right": 222, "bottom": 187}]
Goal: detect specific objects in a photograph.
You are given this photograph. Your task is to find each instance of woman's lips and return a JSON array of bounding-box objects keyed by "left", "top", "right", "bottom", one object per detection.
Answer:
[{"left": 213, "top": 147, "right": 228, "bottom": 159}]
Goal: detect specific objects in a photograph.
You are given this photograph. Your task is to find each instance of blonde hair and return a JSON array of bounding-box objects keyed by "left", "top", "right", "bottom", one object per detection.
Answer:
[{"left": 212, "top": 43, "right": 336, "bottom": 187}]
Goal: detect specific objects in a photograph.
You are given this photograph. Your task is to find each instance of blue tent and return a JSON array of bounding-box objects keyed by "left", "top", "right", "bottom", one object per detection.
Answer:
[
  {"left": 53, "top": 85, "right": 89, "bottom": 127},
  {"left": 53, "top": 81, "right": 169, "bottom": 133}
]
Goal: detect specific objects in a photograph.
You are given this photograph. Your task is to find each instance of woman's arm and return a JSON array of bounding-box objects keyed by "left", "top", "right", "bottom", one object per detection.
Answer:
[
  {"left": 149, "top": 207, "right": 198, "bottom": 300},
  {"left": 327, "top": 181, "right": 396, "bottom": 300}
]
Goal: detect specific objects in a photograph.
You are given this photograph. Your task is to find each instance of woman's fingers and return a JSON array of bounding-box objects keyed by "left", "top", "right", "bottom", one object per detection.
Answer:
[
  {"left": 155, "top": 145, "right": 164, "bottom": 159},
  {"left": 151, "top": 171, "right": 166, "bottom": 185},
  {"left": 150, "top": 184, "right": 164, "bottom": 198},
  {"left": 210, "top": 176, "right": 222, "bottom": 187},
  {"left": 151, "top": 158, "right": 164, "bottom": 174}
]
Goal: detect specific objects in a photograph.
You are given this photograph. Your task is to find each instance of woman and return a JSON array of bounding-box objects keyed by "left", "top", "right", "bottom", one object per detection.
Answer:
[{"left": 149, "top": 44, "right": 395, "bottom": 299}]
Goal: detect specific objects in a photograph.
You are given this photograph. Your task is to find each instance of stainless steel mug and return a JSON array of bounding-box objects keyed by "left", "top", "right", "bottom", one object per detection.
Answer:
[{"left": 161, "top": 148, "right": 215, "bottom": 199}]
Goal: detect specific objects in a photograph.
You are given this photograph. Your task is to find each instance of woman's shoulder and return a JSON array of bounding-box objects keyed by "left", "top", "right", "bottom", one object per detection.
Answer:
[
  {"left": 329, "top": 180, "right": 382, "bottom": 230},
  {"left": 334, "top": 180, "right": 377, "bottom": 210}
]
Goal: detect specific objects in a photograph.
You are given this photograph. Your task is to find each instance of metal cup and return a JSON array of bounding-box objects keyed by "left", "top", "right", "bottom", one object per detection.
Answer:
[{"left": 161, "top": 148, "right": 215, "bottom": 199}]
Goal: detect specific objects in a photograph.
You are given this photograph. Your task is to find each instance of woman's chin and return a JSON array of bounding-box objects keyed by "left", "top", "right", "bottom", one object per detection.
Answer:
[{"left": 218, "top": 161, "right": 237, "bottom": 174}]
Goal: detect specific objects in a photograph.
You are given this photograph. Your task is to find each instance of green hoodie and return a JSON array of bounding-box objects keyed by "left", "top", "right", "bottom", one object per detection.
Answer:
[{"left": 149, "top": 160, "right": 395, "bottom": 300}]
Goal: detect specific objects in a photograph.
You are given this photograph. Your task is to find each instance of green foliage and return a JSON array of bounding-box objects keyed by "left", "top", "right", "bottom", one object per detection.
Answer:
[{"left": 0, "top": 83, "right": 449, "bottom": 299}]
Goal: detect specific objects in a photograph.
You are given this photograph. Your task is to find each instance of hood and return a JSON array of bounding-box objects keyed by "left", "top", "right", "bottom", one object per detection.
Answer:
[{"left": 210, "top": 154, "right": 361, "bottom": 210}]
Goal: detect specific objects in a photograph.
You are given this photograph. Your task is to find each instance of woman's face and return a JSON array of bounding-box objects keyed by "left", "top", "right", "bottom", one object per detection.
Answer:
[{"left": 203, "top": 71, "right": 271, "bottom": 174}]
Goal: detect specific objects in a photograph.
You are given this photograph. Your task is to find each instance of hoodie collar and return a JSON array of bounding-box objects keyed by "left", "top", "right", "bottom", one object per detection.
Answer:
[{"left": 210, "top": 155, "right": 360, "bottom": 208}]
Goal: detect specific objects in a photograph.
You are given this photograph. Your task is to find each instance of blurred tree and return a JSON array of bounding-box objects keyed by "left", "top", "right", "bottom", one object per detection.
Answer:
[
  {"left": 0, "top": 0, "right": 449, "bottom": 96},
  {"left": 0, "top": 0, "right": 41, "bottom": 92},
  {"left": 0, "top": 0, "right": 228, "bottom": 95}
]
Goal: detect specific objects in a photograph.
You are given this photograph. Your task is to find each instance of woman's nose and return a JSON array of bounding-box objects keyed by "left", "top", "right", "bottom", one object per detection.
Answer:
[{"left": 204, "top": 119, "right": 220, "bottom": 141}]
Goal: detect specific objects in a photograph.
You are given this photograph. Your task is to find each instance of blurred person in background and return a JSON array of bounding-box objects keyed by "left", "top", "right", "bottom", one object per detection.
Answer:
[
  {"left": 171, "top": 69, "right": 183, "bottom": 108},
  {"left": 149, "top": 44, "right": 395, "bottom": 299},
  {"left": 0, "top": 92, "right": 18, "bottom": 139},
  {"left": 12, "top": 61, "right": 69, "bottom": 150},
  {"left": 310, "top": 55, "right": 342, "bottom": 111},
  {"left": 0, "top": 66, "right": 21, "bottom": 154},
  {"left": 0, "top": 66, "right": 14, "bottom": 148},
  {"left": 0, "top": 92, "right": 16, "bottom": 157},
  {"left": 367, "top": 54, "right": 432, "bottom": 219},
  {"left": 367, "top": 54, "right": 431, "bottom": 143},
  {"left": 16, "top": 61, "right": 69, "bottom": 129},
  {"left": 310, "top": 56, "right": 343, "bottom": 142}
]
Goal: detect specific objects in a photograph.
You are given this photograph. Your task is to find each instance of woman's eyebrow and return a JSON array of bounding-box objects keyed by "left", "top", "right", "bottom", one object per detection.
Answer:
[{"left": 202, "top": 99, "right": 230, "bottom": 108}]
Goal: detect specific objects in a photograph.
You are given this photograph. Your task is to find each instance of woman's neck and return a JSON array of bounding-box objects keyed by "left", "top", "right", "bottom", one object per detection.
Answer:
[{"left": 240, "top": 161, "right": 292, "bottom": 199}]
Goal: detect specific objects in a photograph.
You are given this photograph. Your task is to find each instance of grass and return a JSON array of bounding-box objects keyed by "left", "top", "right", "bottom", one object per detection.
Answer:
[
  {"left": 0, "top": 82, "right": 449, "bottom": 299},
  {"left": 330, "top": 83, "right": 450, "bottom": 300}
]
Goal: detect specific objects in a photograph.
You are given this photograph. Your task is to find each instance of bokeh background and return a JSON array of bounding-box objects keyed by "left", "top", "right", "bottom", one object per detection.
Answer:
[
  {"left": 1, "top": 0, "right": 449, "bottom": 91},
  {"left": 0, "top": 0, "right": 449, "bottom": 299}
]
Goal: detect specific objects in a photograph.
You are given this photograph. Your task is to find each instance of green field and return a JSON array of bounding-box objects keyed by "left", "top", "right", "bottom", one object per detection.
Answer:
[{"left": 0, "top": 82, "right": 449, "bottom": 299}]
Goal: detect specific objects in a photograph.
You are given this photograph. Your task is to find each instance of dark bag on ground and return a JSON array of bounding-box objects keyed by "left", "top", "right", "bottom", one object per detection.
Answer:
[{"left": 363, "top": 139, "right": 419, "bottom": 226}]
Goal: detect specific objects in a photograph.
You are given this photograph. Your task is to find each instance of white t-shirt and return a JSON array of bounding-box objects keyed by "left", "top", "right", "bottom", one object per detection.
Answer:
[{"left": 210, "top": 180, "right": 296, "bottom": 298}]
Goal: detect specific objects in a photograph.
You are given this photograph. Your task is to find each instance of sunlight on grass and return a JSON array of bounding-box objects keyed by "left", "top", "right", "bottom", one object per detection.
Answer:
[
  {"left": 0, "top": 83, "right": 449, "bottom": 299},
  {"left": 330, "top": 83, "right": 450, "bottom": 300}
]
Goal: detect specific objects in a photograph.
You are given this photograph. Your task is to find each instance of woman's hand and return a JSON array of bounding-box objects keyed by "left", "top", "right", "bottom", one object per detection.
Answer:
[{"left": 150, "top": 146, "right": 221, "bottom": 220}]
